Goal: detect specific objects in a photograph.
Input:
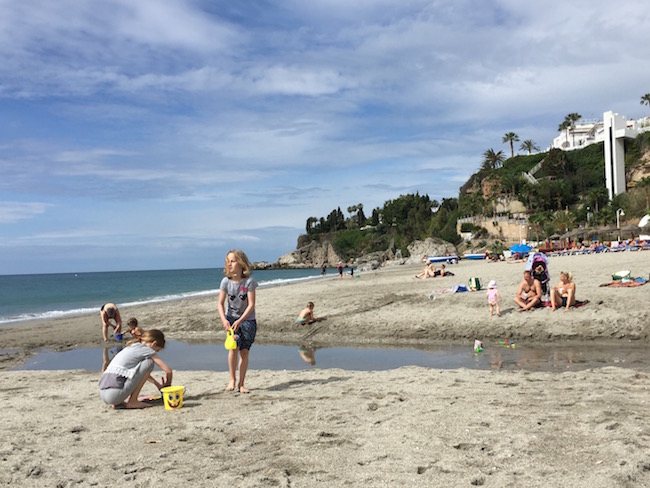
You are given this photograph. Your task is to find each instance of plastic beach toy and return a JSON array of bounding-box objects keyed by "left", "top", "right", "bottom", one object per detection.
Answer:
[
  {"left": 224, "top": 328, "right": 237, "bottom": 350},
  {"left": 160, "top": 386, "right": 184, "bottom": 410}
]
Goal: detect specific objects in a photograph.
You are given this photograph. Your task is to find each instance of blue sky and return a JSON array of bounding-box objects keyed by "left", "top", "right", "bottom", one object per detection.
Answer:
[{"left": 2, "top": 0, "right": 650, "bottom": 274}]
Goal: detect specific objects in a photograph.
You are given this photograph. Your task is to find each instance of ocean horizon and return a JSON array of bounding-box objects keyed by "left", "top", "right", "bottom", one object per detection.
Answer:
[{"left": 0, "top": 267, "right": 330, "bottom": 325}]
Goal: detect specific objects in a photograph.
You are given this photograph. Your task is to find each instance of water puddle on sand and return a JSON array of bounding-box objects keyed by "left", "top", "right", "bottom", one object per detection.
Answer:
[{"left": 14, "top": 340, "right": 650, "bottom": 372}]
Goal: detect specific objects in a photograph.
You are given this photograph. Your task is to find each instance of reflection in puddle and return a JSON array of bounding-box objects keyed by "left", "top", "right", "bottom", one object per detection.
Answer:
[{"left": 14, "top": 340, "right": 650, "bottom": 373}]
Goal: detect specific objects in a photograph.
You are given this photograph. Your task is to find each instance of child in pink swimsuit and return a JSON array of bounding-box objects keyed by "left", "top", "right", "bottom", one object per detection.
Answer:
[{"left": 486, "top": 280, "right": 501, "bottom": 317}]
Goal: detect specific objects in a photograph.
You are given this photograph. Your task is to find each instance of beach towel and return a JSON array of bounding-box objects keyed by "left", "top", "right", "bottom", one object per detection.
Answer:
[{"left": 599, "top": 279, "right": 646, "bottom": 288}]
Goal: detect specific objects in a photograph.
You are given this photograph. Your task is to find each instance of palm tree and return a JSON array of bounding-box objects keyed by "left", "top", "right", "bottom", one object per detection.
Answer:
[
  {"left": 481, "top": 148, "right": 506, "bottom": 170},
  {"left": 558, "top": 120, "right": 570, "bottom": 148},
  {"left": 519, "top": 139, "right": 540, "bottom": 155},
  {"left": 565, "top": 113, "right": 582, "bottom": 147},
  {"left": 641, "top": 93, "right": 650, "bottom": 113},
  {"left": 502, "top": 132, "right": 519, "bottom": 158}
]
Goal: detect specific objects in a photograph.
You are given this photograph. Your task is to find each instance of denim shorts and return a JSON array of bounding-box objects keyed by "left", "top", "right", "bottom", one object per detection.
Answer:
[{"left": 227, "top": 317, "right": 257, "bottom": 350}]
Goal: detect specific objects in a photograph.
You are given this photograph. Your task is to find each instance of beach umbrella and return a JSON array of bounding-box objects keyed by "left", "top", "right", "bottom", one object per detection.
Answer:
[{"left": 509, "top": 243, "right": 532, "bottom": 253}]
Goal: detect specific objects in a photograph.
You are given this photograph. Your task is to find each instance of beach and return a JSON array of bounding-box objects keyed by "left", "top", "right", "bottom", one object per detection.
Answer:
[{"left": 2, "top": 251, "right": 650, "bottom": 487}]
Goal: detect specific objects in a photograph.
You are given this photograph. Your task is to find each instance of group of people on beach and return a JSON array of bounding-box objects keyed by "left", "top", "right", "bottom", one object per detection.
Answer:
[
  {"left": 415, "top": 262, "right": 452, "bottom": 279},
  {"left": 98, "top": 249, "right": 260, "bottom": 408},
  {"left": 487, "top": 268, "right": 576, "bottom": 317}
]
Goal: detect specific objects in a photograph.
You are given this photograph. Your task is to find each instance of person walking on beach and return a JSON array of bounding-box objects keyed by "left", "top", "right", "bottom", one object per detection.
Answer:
[
  {"left": 337, "top": 261, "right": 344, "bottom": 278},
  {"left": 486, "top": 280, "right": 501, "bottom": 317},
  {"left": 218, "top": 250, "right": 258, "bottom": 394},
  {"left": 514, "top": 270, "right": 542, "bottom": 311},
  {"left": 98, "top": 329, "right": 173, "bottom": 409},
  {"left": 100, "top": 302, "right": 122, "bottom": 341}
]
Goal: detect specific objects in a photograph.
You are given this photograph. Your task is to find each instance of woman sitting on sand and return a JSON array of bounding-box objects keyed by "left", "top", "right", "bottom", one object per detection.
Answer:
[
  {"left": 550, "top": 271, "right": 576, "bottom": 312},
  {"left": 99, "top": 329, "right": 172, "bottom": 409},
  {"left": 415, "top": 263, "right": 437, "bottom": 279}
]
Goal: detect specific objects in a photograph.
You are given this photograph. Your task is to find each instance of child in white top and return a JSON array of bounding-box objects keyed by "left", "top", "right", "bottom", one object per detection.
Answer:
[{"left": 486, "top": 280, "right": 501, "bottom": 317}]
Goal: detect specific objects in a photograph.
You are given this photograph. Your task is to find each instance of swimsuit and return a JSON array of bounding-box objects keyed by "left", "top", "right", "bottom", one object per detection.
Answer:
[{"left": 296, "top": 317, "right": 307, "bottom": 324}]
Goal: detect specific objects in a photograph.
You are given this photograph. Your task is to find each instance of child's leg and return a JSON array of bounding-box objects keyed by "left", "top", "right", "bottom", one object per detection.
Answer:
[
  {"left": 489, "top": 303, "right": 494, "bottom": 316},
  {"left": 226, "top": 349, "right": 237, "bottom": 390},
  {"left": 124, "top": 374, "right": 154, "bottom": 409},
  {"left": 238, "top": 349, "right": 250, "bottom": 393},
  {"left": 495, "top": 303, "right": 501, "bottom": 316}
]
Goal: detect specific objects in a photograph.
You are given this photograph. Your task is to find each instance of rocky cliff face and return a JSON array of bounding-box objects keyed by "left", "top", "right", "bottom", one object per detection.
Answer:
[
  {"left": 272, "top": 240, "right": 343, "bottom": 269},
  {"left": 264, "top": 236, "right": 458, "bottom": 270}
]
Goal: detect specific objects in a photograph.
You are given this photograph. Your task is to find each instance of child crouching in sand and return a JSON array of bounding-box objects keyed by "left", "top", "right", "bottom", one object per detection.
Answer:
[
  {"left": 487, "top": 280, "right": 501, "bottom": 317},
  {"left": 296, "top": 302, "right": 320, "bottom": 325},
  {"left": 98, "top": 329, "right": 172, "bottom": 409}
]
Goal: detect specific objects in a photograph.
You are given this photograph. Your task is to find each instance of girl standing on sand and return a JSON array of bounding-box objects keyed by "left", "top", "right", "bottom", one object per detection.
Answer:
[
  {"left": 98, "top": 329, "right": 172, "bottom": 409},
  {"left": 218, "top": 250, "right": 258, "bottom": 393},
  {"left": 486, "top": 280, "right": 502, "bottom": 317}
]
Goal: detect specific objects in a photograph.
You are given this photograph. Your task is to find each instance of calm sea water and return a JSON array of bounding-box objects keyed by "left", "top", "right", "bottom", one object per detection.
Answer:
[{"left": 0, "top": 267, "right": 330, "bottom": 324}]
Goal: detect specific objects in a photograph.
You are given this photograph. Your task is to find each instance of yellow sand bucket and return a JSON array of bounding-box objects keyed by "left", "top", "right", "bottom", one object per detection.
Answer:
[{"left": 160, "top": 386, "right": 184, "bottom": 410}]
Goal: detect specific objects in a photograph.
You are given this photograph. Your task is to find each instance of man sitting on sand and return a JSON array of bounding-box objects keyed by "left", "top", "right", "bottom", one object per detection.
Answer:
[{"left": 514, "top": 270, "right": 542, "bottom": 311}]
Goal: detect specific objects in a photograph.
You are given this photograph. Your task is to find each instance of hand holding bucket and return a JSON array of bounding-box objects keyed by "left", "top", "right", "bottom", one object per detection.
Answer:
[{"left": 224, "top": 328, "right": 237, "bottom": 350}]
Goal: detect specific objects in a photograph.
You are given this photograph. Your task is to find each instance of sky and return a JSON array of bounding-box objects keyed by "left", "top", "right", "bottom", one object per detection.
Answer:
[{"left": 2, "top": 0, "right": 650, "bottom": 275}]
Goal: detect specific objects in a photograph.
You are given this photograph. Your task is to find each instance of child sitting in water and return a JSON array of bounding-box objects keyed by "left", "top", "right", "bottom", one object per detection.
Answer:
[
  {"left": 486, "top": 280, "right": 501, "bottom": 317},
  {"left": 126, "top": 317, "right": 143, "bottom": 340},
  {"left": 296, "top": 302, "right": 320, "bottom": 325}
]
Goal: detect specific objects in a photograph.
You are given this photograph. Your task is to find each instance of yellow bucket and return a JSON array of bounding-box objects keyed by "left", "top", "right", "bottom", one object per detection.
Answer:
[{"left": 160, "top": 386, "right": 184, "bottom": 410}]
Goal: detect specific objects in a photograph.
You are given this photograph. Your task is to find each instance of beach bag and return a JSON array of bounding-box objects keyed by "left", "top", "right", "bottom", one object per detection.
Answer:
[
  {"left": 224, "top": 328, "right": 237, "bottom": 350},
  {"left": 612, "top": 270, "right": 631, "bottom": 281},
  {"left": 468, "top": 277, "right": 482, "bottom": 291}
]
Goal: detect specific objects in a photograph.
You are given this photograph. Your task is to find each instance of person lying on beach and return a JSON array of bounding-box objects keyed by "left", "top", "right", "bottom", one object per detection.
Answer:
[
  {"left": 514, "top": 270, "right": 542, "bottom": 311},
  {"left": 550, "top": 271, "right": 576, "bottom": 312},
  {"left": 100, "top": 302, "right": 122, "bottom": 341},
  {"left": 297, "top": 302, "right": 321, "bottom": 324},
  {"left": 98, "top": 329, "right": 173, "bottom": 409},
  {"left": 125, "top": 317, "right": 143, "bottom": 339}
]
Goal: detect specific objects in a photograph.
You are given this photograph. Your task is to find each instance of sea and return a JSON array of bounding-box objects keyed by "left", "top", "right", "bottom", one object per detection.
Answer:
[{"left": 0, "top": 267, "right": 329, "bottom": 325}]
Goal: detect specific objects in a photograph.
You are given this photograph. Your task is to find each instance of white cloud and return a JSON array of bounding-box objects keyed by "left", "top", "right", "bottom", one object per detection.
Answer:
[{"left": 0, "top": 201, "right": 51, "bottom": 224}]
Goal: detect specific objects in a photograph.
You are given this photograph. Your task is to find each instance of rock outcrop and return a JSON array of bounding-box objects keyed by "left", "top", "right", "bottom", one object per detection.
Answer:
[
  {"left": 272, "top": 240, "right": 343, "bottom": 269},
  {"left": 405, "top": 238, "right": 458, "bottom": 264}
]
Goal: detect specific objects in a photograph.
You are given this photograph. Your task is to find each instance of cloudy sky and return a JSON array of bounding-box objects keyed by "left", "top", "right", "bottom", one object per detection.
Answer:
[{"left": 2, "top": 0, "right": 649, "bottom": 274}]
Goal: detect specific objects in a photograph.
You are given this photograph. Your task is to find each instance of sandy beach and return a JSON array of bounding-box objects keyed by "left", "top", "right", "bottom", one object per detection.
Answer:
[{"left": 2, "top": 251, "right": 650, "bottom": 487}]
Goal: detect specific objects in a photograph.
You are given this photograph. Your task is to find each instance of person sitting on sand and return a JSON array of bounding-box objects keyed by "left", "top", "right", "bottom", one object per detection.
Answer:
[
  {"left": 98, "top": 329, "right": 172, "bottom": 409},
  {"left": 126, "top": 317, "right": 143, "bottom": 340},
  {"left": 415, "top": 262, "right": 435, "bottom": 279},
  {"left": 514, "top": 270, "right": 542, "bottom": 311},
  {"left": 550, "top": 271, "right": 576, "bottom": 312},
  {"left": 297, "top": 302, "right": 320, "bottom": 324},
  {"left": 100, "top": 302, "right": 122, "bottom": 341}
]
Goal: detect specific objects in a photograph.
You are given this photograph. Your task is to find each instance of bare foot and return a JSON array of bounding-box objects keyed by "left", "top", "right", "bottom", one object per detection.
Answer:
[
  {"left": 239, "top": 386, "right": 249, "bottom": 394},
  {"left": 225, "top": 381, "right": 236, "bottom": 391}
]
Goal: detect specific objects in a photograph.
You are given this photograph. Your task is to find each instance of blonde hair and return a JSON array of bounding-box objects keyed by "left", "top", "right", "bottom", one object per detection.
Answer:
[
  {"left": 223, "top": 249, "right": 253, "bottom": 278},
  {"left": 560, "top": 271, "right": 573, "bottom": 282},
  {"left": 127, "top": 329, "right": 166, "bottom": 348}
]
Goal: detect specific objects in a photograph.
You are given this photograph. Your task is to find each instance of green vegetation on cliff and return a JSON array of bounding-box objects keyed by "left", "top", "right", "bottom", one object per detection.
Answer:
[{"left": 301, "top": 131, "right": 650, "bottom": 260}]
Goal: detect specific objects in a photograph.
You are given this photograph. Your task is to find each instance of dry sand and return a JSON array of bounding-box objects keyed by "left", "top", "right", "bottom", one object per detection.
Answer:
[{"left": 1, "top": 251, "right": 650, "bottom": 487}]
